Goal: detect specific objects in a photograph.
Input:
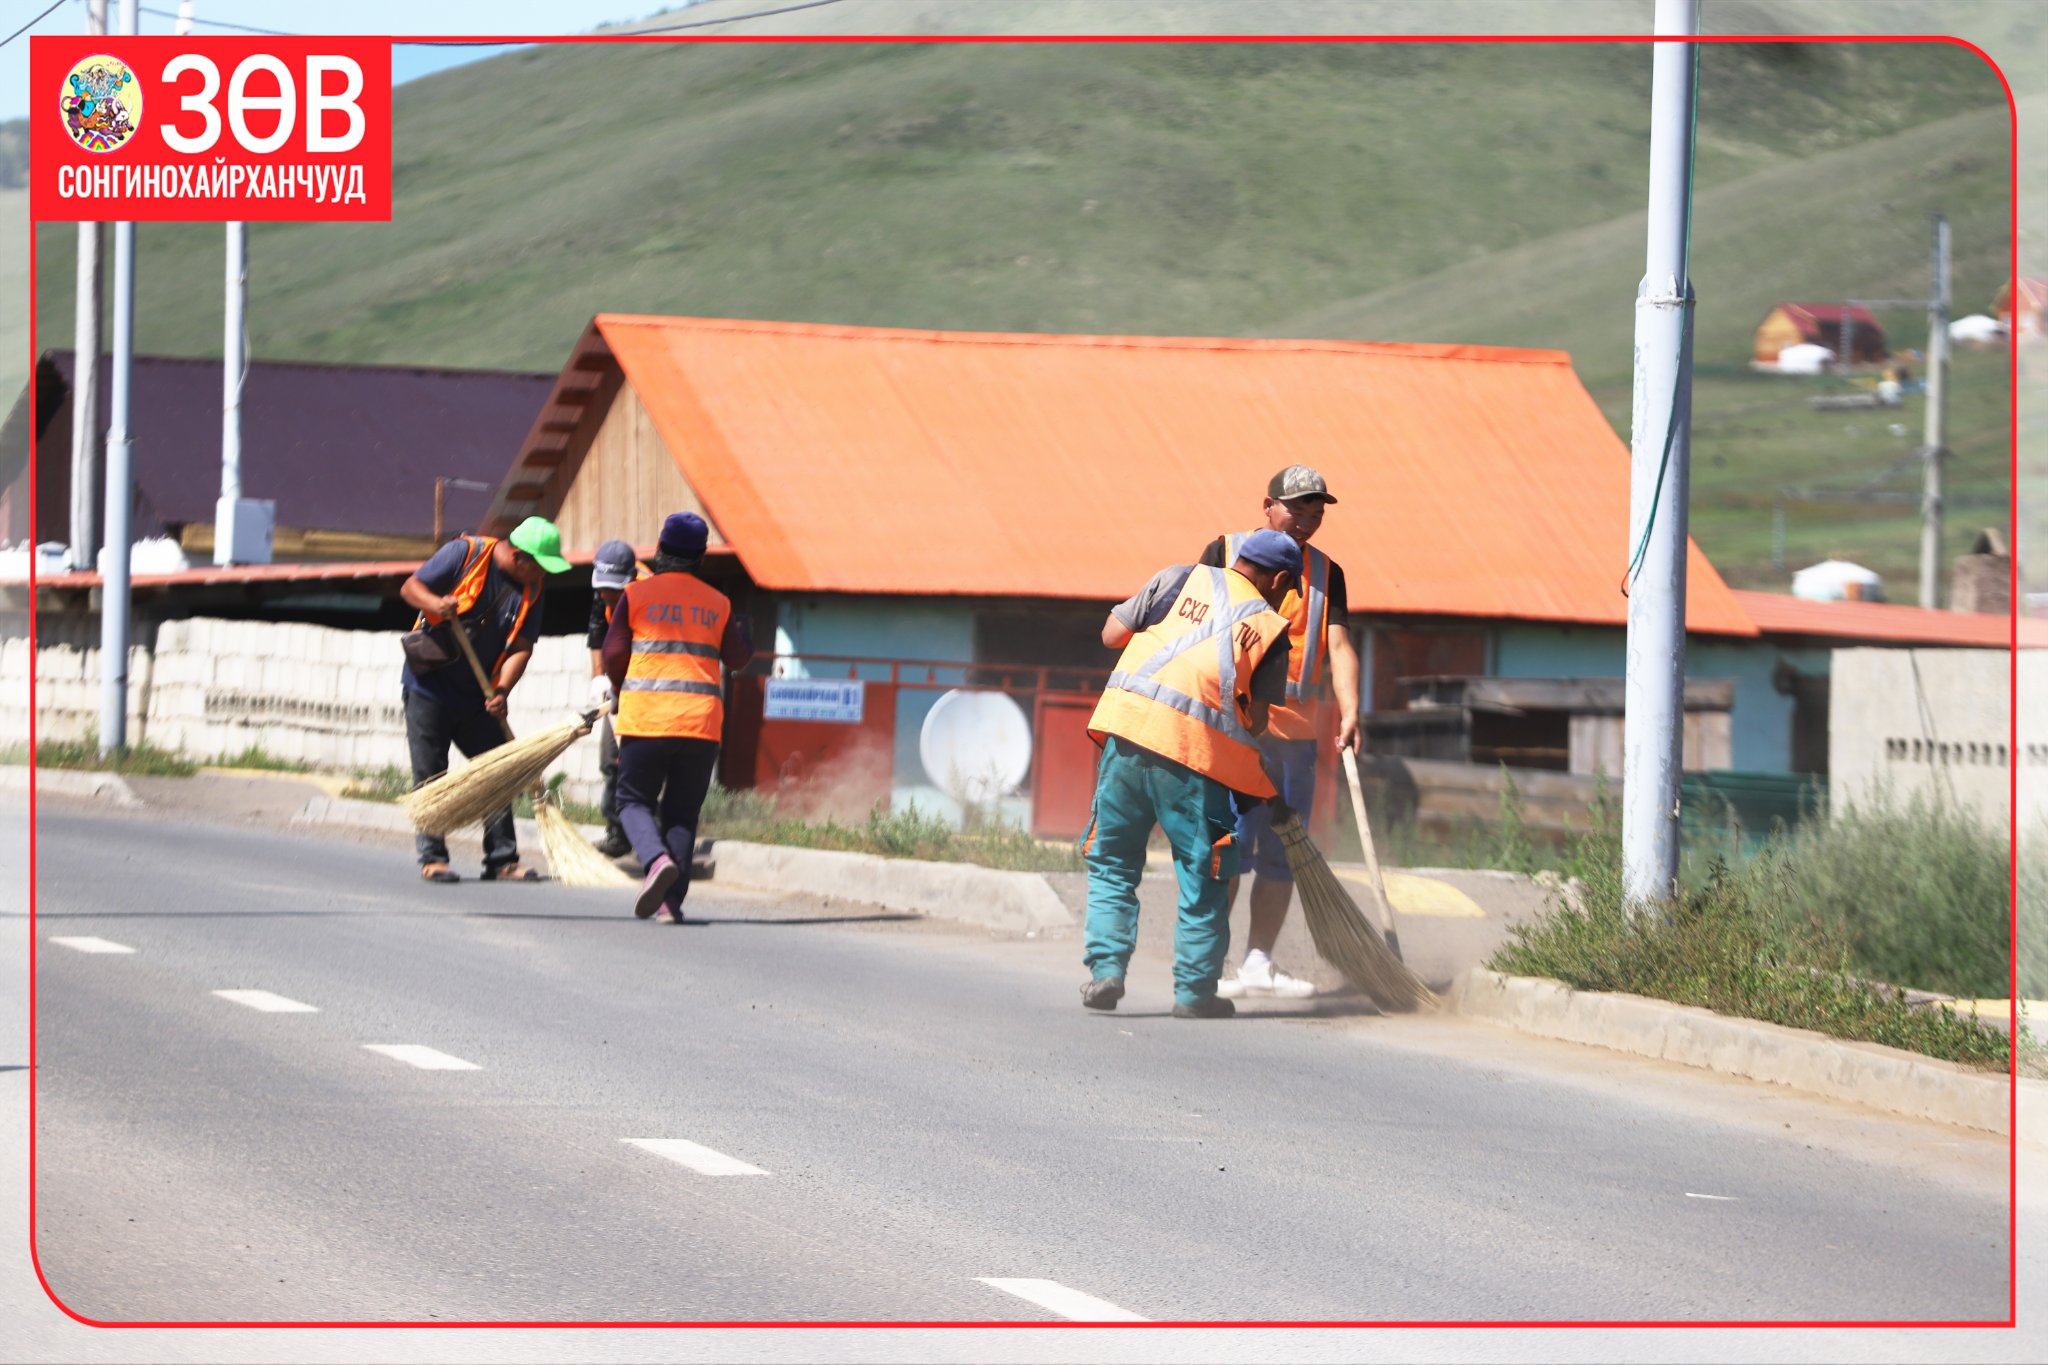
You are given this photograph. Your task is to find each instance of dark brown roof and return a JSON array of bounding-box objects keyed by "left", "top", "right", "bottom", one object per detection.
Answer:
[{"left": 13, "top": 351, "right": 553, "bottom": 543}]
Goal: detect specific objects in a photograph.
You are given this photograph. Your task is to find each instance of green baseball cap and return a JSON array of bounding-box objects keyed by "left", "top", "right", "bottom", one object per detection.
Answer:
[{"left": 506, "top": 516, "right": 572, "bottom": 574}]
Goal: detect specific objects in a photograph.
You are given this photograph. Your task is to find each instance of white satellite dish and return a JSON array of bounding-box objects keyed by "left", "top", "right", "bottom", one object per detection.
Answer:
[{"left": 919, "top": 690, "right": 1033, "bottom": 805}]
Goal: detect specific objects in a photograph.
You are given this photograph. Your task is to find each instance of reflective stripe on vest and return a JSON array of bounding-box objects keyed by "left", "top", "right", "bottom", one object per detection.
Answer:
[
  {"left": 616, "top": 571, "right": 730, "bottom": 740},
  {"left": 1224, "top": 531, "right": 1329, "bottom": 740},
  {"left": 1088, "top": 565, "right": 1288, "bottom": 796},
  {"left": 414, "top": 535, "right": 536, "bottom": 675}
]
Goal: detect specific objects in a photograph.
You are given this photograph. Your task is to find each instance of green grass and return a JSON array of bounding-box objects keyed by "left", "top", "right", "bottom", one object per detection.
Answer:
[
  {"left": 700, "top": 785, "right": 1082, "bottom": 873},
  {"left": 7, "top": 739, "right": 200, "bottom": 777},
  {"left": 207, "top": 745, "right": 314, "bottom": 774},
  {"left": 340, "top": 765, "right": 412, "bottom": 803},
  {"left": 1490, "top": 798, "right": 2013, "bottom": 1068}
]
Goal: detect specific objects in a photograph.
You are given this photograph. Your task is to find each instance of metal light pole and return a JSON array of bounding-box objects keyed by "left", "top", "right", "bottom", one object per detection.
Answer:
[
  {"left": 69, "top": 0, "right": 108, "bottom": 570},
  {"left": 216, "top": 221, "right": 247, "bottom": 565},
  {"left": 98, "top": 0, "right": 140, "bottom": 754},
  {"left": 1622, "top": 0, "right": 1700, "bottom": 909},
  {"left": 1919, "top": 212, "right": 1950, "bottom": 609}
]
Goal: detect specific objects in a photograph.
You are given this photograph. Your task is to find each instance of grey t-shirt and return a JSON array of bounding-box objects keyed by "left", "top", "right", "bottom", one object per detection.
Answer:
[{"left": 1110, "top": 565, "right": 1291, "bottom": 704}]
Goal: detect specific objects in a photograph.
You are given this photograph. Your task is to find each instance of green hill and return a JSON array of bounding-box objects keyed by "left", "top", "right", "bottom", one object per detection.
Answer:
[{"left": 15, "top": 24, "right": 2016, "bottom": 589}]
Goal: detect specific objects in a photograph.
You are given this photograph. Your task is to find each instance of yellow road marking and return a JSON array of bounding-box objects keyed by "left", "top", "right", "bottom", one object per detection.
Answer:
[{"left": 1333, "top": 868, "right": 1486, "bottom": 918}]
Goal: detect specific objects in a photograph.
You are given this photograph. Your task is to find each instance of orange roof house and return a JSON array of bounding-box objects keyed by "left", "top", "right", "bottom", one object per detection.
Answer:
[
  {"left": 485, "top": 314, "right": 1757, "bottom": 637},
  {"left": 1752, "top": 303, "right": 1888, "bottom": 366},
  {"left": 1994, "top": 277, "right": 2048, "bottom": 341}
]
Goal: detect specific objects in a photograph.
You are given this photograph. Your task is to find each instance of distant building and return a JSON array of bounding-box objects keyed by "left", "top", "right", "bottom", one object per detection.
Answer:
[
  {"left": 1753, "top": 303, "right": 1887, "bottom": 367},
  {"left": 1951, "top": 528, "right": 2011, "bottom": 616},
  {"left": 1992, "top": 276, "right": 2047, "bottom": 342}
]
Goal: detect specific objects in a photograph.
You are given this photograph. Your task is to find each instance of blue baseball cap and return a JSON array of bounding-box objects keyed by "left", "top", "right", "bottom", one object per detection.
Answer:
[
  {"left": 591, "top": 539, "right": 637, "bottom": 590},
  {"left": 1233, "top": 528, "right": 1303, "bottom": 575},
  {"left": 658, "top": 511, "right": 709, "bottom": 560}
]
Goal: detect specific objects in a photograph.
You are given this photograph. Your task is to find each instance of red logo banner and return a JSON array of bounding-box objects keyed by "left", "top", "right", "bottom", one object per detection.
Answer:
[{"left": 29, "top": 36, "right": 393, "bottom": 222}]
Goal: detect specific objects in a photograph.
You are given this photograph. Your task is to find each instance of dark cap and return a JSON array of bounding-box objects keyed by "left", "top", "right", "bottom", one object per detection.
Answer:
[
  {"left": 591, "top": 539, "right": 637, "bottom": 590},
  {"left": 658, "top": 511, "right": 709, "bottom": 560},
  {"left": 1267, "top": 464, "right": 1337, "bottom": 505},
  {"left": 1233, "top": 528, "right": 1303, "bottom": 575}
]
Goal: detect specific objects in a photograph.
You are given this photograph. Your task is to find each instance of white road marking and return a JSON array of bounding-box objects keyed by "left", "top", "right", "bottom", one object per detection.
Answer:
[
  {"left": 622, "top": 1138, "right": 769, "bottom": 1176},
  {"left": 49, "top": 936, "right": 135, "bottom": 954},
  {"left": 1685, "top": 1192, "right": 1737, "bottom": 1201},
  {"left": 213, "top": 989, "right": 318, "bottom": 1013},
  {"left": 362, "top": 1044, "right": 479, "bottom": 1071},
  {"left": 976, "top": 1278, "right": 1148, "bottom": 1321}
]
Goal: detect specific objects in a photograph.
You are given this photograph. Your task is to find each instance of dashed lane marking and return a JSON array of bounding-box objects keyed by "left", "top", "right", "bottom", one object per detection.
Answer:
[
  {"left": 622, "top": 1138, "right": 770, "bottom": 1176},
  {"left": 49, "top": 936, "right": 135, "bottom": 954},
  {"left": 362, "top": 1044, "right": 479, "bottom": 1071},
  {"left": 213, "top": 989, "right": 318, "bottom": 1013},
  {"left": 975, "top": 1278, "right": 1147, "bottom": 1321}
]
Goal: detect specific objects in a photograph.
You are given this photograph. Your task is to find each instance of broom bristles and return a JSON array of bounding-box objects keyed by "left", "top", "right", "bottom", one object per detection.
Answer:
[
  {"left": 536, "top": 800, "right": 632, "bottom": 887},
  {"left": 1272, "top": 810, "right": 1435, "bottom": 1013},
  {"left": 404, "top": 721, "right": 587, "bottom": 839}
]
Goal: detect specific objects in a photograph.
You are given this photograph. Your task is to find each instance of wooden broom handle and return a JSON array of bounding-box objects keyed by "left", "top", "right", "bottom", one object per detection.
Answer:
[
  {"left": 1341, "top": 748, "right": 1397, "bottom": 936},
  {"left": 444, "top": 610, "right": 515, "bottom": 743}
]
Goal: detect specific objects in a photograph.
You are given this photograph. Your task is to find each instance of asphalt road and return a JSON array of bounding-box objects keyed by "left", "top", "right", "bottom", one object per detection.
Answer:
[{"left": 16, "top": 803, "right": 2018, "bottom": 1327}]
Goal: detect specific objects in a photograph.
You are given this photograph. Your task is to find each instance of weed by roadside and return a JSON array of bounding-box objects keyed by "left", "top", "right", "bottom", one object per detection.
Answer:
[
  {"left": 700, "top": 785, "right": 1081, "bottom": 873},
  {"left": 340, "top": 765, "right": 411, "bottom": 803},
  {"left": 1490, "top": 807, "right": 2011, "bottom": 1070},
  {"left": 7, "top": 739, "right": 200, "bottom": 777},
  {"left": 207, "top": 744, "right": 313, "bottom": 773}
]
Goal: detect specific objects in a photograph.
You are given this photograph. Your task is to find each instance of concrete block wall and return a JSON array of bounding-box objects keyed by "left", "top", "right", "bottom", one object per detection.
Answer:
[
  {"left": 1829, "top": 646, "right": 2031, "bottom": 832},
  {"left": 0, "top": 618, "right": 607, "bottom": 806}
]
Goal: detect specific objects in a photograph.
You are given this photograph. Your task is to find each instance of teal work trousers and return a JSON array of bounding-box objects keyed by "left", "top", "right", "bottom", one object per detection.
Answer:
[{"left": 1080, "top": 734, "right": 1242, "bottom": 1006}]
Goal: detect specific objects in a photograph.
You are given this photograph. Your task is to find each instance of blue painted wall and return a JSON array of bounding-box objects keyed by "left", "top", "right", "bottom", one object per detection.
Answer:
[
  {"left": 1490, "top": 624, "right": 1830, "bottom": 773},
  {"left": 774, "top": 597, "right": 1017, "bottom": 819}
]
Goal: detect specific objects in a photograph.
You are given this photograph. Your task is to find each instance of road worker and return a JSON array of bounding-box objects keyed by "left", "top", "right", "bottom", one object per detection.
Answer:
[
  {"left": 1082, "top": 528, "right": 1298, "bottom": 1018},
  {"left": 601, "top": 512, "right": 754, "bottom": 922},
  {"left": 1200, "top": 465, "right": 1363, "bottom": 1001},
  {"left": 586, "top": 538, "right": 652, "bottom": 858},
  {"left": 398, "top": 516, "right": 571, "bottom": 884}
]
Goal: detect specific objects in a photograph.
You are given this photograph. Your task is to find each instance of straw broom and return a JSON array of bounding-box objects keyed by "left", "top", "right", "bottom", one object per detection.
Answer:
[
  {"left": 402, "top": 615, "right": 630, "bottom": 887},
  {"left": 1265, "top": 777, "right": 1433, "bottom": 1013}
]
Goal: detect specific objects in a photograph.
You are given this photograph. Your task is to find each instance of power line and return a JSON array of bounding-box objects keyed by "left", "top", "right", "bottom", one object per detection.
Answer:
[
  {"left": 1, "top": 0, "right": 68, "bottom": 51},
  {"left": 134, "top": 4, "right": 294, "bottom": 35},
  {"left": 622, "top": 0, "right": 854, "bottom": 35}
]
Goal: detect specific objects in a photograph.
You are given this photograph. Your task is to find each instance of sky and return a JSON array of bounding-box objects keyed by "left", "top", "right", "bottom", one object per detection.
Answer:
[{"left": 2, "top": 0, "right": 698, "bottom": 121}]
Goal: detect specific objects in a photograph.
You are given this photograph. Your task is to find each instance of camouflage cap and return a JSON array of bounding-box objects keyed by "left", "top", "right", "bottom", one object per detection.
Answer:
[{"left": 1267, "top": 464, "right": 1337, "bottom": 505}]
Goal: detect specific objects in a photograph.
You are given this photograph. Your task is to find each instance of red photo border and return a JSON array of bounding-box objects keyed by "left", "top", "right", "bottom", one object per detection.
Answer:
[{"left": 20, "top": 27, "right": 2025, "bottom": 1333}]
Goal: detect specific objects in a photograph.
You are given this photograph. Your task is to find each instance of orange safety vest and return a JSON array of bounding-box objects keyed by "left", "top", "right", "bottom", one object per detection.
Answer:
[
  {"left": 414, "top": 536, "right": 537, "bottom": 675},
  {"left": 616, "top": 571, "right": 731, "bottom": 741},
  {"left": 1224, "top": 531, "right": 1330, "bottom": 741},
  {"left": 1088, "top": 565, "right": 1290, "bottom": 797}
]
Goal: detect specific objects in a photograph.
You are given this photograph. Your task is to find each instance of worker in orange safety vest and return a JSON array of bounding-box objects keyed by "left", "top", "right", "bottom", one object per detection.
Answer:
[
  {"left": 600, "top": 512, "right": 754, "bottom": 922},
  {"left": 1081, "top": 528, "right": 1298, "bottom": 1019}
]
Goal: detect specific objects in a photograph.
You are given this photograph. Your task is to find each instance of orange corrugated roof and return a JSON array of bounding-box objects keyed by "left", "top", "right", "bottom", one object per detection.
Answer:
[
  {"left": 1731, "top": 589, "right": 2044, "bottom": 648},
  {"left": 593, "top": 314, "right": 1757, "bottom": 636}
]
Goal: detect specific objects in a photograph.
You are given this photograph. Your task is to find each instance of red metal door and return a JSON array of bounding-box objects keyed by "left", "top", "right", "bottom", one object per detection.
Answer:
[{"left": 1031, "top": 691, "right": 1101, "bottom": 840}]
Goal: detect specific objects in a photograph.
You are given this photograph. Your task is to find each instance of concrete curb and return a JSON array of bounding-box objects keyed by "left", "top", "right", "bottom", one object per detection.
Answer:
[
  {"left": 0, "top": 764, "right": 140, "bottom": 806},
  {"left": 707, "top": 840, "right": 1075, "bottom": 935},
  {"left": 1449, "top": 968, "right": 2039, "bottom": 1141}
]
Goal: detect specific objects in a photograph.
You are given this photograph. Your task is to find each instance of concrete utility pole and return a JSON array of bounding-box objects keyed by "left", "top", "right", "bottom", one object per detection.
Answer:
[
  {"left": 98, "top": 0, "right": 139, "bottom": 754},
  {"left": 1919, "top": 212, "right": 1950, "bottom": 610},
  {"left": 1622, "top": 0, "right": 1700, "bottom": 910},
  {"left": 215, "top": 222, "right": 247, "bottom": 565},
  {"left": 69, "top": 0, "right": 108, "bottom": 571}
]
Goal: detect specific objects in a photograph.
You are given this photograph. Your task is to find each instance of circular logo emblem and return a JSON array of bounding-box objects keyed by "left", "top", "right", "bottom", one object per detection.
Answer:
[{"left": 60, "top": 55, "right": 142, "bottom": 154}]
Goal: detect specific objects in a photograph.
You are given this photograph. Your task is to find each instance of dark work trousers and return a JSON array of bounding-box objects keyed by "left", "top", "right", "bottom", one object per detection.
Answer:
[
  {"left": 597, "top": 713, "right": 622, "bottom": 834},
  {"left": 405, "top": 687, "right": 520, "bottom": 872},
  {"left": 615, "top": 735, "right": 721, "bottom": 907}
]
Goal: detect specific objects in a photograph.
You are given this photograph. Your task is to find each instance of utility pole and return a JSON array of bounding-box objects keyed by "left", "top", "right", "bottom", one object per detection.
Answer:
[
  {"left": 69, "top": 0, "right": 108, "bottom": 570},
  {"left": 1623, "top": 0, "right": 1699, "bottom": 910},
  {"left": 1919, "top": 212, "right": 1950, "bottom": 609},
  {"left": 98, "top": 0, "right": 139, "bottom": 754},
  {"left": 215, "top": 222, "right": 247, "bottom": 565}
]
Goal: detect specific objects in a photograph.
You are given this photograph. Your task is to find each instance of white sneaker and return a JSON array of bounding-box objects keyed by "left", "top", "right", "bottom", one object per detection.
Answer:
[{"left": 1217, "top": 960, "right": 1317, "bottom": 999}]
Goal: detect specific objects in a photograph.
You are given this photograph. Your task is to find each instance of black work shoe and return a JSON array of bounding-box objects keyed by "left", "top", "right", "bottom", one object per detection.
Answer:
[
  {"left": 1080, "top": 976, "right": 1126, "bottom": 1011},
  {"left": 1172, "top": 996, "right": 1237, "bottom": 1019},
  {"left": 595, "top": 828, "right": 632, "bottom": 858}
]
